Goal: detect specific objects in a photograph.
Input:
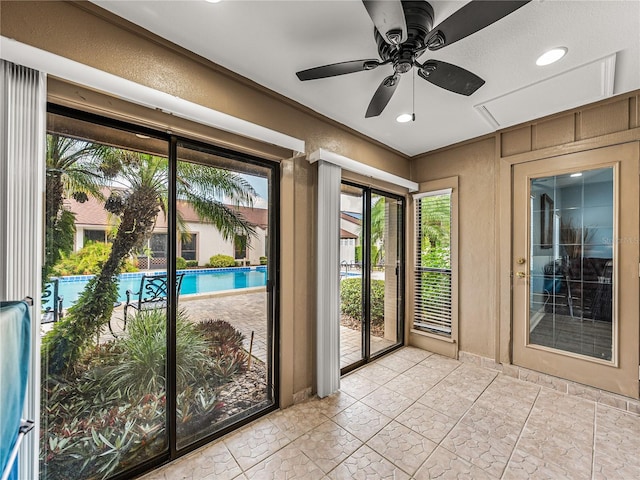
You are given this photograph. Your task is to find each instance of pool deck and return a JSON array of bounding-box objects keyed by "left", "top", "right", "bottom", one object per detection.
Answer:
[{"left": 45, "top": 288, "right": 388, "bottom": 367}]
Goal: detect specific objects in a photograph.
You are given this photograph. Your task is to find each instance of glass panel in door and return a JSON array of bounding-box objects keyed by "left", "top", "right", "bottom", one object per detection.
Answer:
[
  {"left": 175, "top": 143, "right": 275, "bottom": 449},
  {"left": 339, "top": 184, "right": 365, "bottom": 369},
  {"left": 529, "top": 168, "right": 614, "bottom": 360},
  {"left": 370, "top": 192, "right": 402, "bottom": 357},
  {"left": 41, "top": 115, "right": 169, "bottom": 480}
]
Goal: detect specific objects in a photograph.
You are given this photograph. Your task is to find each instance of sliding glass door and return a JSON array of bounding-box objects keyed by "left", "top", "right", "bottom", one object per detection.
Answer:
[
  {"left": 340, "top": 182, "right": 404, "bottom": 374},
  {"left": 40, "top": 106, "right": 278, "bottom": 480}
]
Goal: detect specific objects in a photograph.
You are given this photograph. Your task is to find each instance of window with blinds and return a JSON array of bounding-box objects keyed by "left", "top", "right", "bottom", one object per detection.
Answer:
[{"left": 414, "top": 189, "right": 453, "bottom": 337}]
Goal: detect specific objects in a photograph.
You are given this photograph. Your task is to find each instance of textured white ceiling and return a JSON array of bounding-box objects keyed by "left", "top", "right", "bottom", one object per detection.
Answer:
[{"left": 92, "top": 1, "right": 640, "bottom": 156}]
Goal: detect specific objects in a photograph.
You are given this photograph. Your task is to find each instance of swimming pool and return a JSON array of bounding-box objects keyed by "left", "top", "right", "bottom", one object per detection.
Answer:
[{"left": 44, "top": 267, "right": 267, "bottom": 310}]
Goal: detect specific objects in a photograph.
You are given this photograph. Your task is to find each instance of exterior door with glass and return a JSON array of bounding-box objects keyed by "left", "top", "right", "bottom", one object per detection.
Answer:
[
  {"left": 512, "top": 142, "right": 639, "bottom": 398},
  {"left": 339, "top": 183, "right": 404, "bottom": 374}
]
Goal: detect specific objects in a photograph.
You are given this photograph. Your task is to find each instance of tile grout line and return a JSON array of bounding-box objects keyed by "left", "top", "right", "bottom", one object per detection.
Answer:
[{"left": 499, "top": 385, "right": 542, "bottom": 480}]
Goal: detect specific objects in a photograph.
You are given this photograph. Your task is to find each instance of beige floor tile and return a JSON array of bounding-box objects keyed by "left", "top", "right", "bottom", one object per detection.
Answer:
[
  {"left": 192, "top": 441, "right": 243, "bottom": 480},
  {"left": 244, "top": 443, "right": 324, "bottom": 480},
  {"left": 383, "top": 372, "right": 436, "bottom": 400},
  {"left": 339, "top": 372, "right": 380, "bottom": 400},
  {"left": 393, "top": 346, "right": 433, "bottom": 363},
  {"left": 375, "top": 353, "right": 416, "bottom": 373},
  {"left": 460, "top": 403, "right": 525, "bottom": 443},
  {"left": 366, "top": 420, "right": 437, "bottom": 476},
  {"left": 355, "top": 363, "right": 399, "bottom": 385},
  {"left": 327, "top": 445, "right": 410, "bottom": 480},
  {"left": 313, "top": 391, "right": 358, "bottom": 417},
  {"left": 402, "top": 363, "right": 450, "bottom": 387},
  {"left": 419, "top": 353, "right": 461, "bottom": 373},
  {"left": 224, "top": 418, "right": 291, "bottom": 471},
  {"left": 417, "top": 384, "right": 474, "bottom": 418},
  {"left": 139, "top": 346, "right": 640, "bottom": 480},
  {"left": 359, "top": 385, "right": 414, "bottom": 418},
  {"left": 593, "top": 404, "right": 640, "bottom": 479},
  {"left": 332, "top": 401, "right": 393, "bottom": 441},
  {"left": 503, "top": 449, "right": 576, "bottom": 480},
  {"left": 517, "top": 413, "right": 594, "bottom": 478},
  {"left": 291, "top": 420, "right": 362, "bottom": 473},
  {"left": 441, "top": 421, "right": 514, "bottom": 478},
  {"left": 414, "top": 446, "right": 496, "bottom": 480},
  {"left": 268, "top": 401, "right": 329, "bottom": 441},
  {"left": 395, "top": 402, "right": 458, "bottom": 443}
]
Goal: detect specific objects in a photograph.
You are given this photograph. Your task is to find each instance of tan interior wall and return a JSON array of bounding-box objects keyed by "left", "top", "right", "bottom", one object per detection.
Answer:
[
  {"left": 1, "top": 0, "right": 410, "bottom": 407},
  {"left": 410, "top": 91, "right": 640, "bottom": 366},
  {"left": 411, "top": 137, "right": 498, "bottom": 358}
]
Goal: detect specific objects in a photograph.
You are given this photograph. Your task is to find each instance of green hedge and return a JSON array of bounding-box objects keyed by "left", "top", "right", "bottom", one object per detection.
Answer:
[
  {"left": 206, "top": 254, "right": 236, "bottom": 268},
  {"left": 340, "top": 278, "right": 385, "bottom": 328},
  {"left": 52, "top": 241, "right": 138, "bottom": 276},
  {"left": 176, "top": 256, "right": 187, "bottom": 270},
  {"left": 185, "top": 260, "right": 198, "bottom": 268}
]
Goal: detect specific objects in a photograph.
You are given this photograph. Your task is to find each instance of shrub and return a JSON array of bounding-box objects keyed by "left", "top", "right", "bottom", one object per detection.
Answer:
[
  {"left": 197, "top": 319, "right": 244, "bottom": 350},
  {"left": 206, "top": 254, "right": 236, "bottom": 268},
  {"left": 52, "top": 241, "right": 138, "bottom": 276},
  {"left": 103, "top": 309, "right": 209, "bottom": 395},
  {"left": 197, "top": 320, "right": 246, "bottom": 383},
  {"left": 340, "top": 278, "right": 385, "bottom": 328},
  {"left": 259, "top": 256, "right": 267, "bottom": 265},
  {"left": 185, "top": 260, "right": 198, "bottom": 268},
  {"left": 176, "top": 256, "right": 187, "bottom": 270}
]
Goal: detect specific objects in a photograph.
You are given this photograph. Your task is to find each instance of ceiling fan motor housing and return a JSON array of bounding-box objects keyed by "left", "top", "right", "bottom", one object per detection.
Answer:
[{"left": 376, "top": 1, "right": 435, "bottom": 74}]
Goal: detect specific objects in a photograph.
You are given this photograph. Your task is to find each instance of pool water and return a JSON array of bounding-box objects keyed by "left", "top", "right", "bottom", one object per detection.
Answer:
[{"left": 44, "top": 267, "right": 267, "bottom": 310}]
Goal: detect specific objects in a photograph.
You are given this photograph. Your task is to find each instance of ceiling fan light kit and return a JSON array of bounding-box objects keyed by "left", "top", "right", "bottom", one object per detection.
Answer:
[{"left": 296, "top": 0, "right": 531, "bottom": 118}]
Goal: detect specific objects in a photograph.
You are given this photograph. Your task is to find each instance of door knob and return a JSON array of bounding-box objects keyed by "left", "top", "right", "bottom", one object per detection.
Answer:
[{"left": 516, "top": 271, "right": 527, "bottom": 278}]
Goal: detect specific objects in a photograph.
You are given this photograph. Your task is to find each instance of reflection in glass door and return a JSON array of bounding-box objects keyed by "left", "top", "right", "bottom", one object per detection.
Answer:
[{"left": 339, "top": 183, "right": 404, "bottom": 373}]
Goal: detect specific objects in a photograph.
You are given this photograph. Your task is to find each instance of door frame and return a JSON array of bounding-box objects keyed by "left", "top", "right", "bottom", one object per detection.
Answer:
[
  {"left": 340, "top": 181, "right": 405, "bottom": 375},
  {"left": 498, "top": 140, "right": 639, "bottom": 398}
]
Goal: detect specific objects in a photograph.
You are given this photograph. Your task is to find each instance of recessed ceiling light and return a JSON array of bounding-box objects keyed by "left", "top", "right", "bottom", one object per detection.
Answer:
[
  {"left": 570, "top": 172, "right": 583, "bottom": 177},
  {"left": 135, "top": 133, "right": 150, "bottom": 139},
  {"left": 396, "top": 113, "right": 414, "bottom": 123},
  {"left": 205, "top": 0, "right": 222, "bottom": 3},
  {"left": 536, "top": 47, "right": 568, "bottom": 66}
]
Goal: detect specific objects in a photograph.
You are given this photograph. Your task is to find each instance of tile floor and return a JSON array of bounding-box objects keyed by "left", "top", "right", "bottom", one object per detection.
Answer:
[{"left": 140, "top": 347, "right": 640, "bottom": 479}]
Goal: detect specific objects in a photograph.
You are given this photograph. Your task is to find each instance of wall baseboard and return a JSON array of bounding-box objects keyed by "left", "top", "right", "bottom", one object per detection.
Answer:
[{"left": 458, "top": 351, "right": 640, "bottom": 415}]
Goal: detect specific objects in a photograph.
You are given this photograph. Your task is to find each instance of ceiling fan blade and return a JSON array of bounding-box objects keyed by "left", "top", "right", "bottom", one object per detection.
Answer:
[
  {"left": 417, "top": 60, "right": 485, "bottom": 96},
  {"left": 426, "top": 1, "right": 530, "bottom": 50},
  {"left": 296, "top": 59, "right": 381, "bottom": 81},
  {"left": 365, "top": 74, "right": 400, "bottom": 118},
  {"left": 362, "top": 0, "right": 407, "bottom": 45}
]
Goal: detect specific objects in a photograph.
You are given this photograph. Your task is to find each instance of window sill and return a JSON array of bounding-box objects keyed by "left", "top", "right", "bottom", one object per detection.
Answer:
[{"left": 410, "top": 328, "right": 456, "bottom": 344}]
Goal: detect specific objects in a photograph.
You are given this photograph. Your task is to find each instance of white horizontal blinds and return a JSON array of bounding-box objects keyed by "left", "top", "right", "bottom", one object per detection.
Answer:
[{"left": 414, "top": 191, "right": 452, "bottom": 336}]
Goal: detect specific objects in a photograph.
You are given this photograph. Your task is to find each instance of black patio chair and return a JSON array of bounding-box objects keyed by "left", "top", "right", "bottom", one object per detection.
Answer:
[
  {"left": 41, "top": 278, "right": 63, "bottom": 324},
  {"left": 109, "top": 273, "right": 184, "bottom": 336}
]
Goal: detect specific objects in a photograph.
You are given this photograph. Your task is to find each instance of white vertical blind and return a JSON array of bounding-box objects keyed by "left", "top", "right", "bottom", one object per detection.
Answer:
[
  {"left": 414, "top": 192, "right": 452, "bottom": 336},
  {"left": 0, "top": 60, "right": 46, "bottom": 480},
  {"left": 316, "top": 160, "right": 341, "bottom": 397}
]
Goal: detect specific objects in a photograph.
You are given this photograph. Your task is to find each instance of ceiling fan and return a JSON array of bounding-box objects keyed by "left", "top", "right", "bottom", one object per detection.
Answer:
[{"left": 296, "top": 0, "right": 530, "bottom": 118}]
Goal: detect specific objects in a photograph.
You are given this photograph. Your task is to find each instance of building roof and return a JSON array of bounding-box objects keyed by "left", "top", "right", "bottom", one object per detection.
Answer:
[
  {"left": 341, "top": 212, "right": 361, "bottom": 226},
  {"left": 340, "top": 229, "right": 358, "bottom": 240},
  {"left": 65, "top": 189, "right": 268, "bottom": 230}
]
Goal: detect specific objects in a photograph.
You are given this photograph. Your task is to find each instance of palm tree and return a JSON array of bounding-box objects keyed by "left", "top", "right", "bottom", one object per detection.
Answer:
[
  {"left": 420, "top": 195, "right": 451, "bottom": 268},
  {"left": 44, "top": 134, "right": 107, "bottom": 281},
  {"left": 44, "top": 149, "right": 257, "bottom": 375}
]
